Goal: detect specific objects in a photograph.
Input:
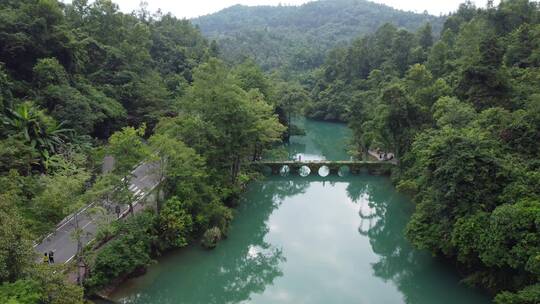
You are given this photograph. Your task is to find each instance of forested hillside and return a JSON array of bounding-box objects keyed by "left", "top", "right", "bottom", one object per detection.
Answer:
[
  {"left": 2, "top": 0, "right": 539, "bottom": 303},
  {"left": 309, "top": 1, "right": 540, "bottom": 302},
  {"left": 0, "top": 0, "right": 287, "bottom": 302},
  {"left": 193, "top": 0, "right": 445, "bottom": 72}
]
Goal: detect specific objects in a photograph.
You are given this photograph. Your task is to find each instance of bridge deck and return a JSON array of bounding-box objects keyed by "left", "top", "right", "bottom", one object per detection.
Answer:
[
  {"left": 253, "top": 160, "right": 394, "bottom": 165},
  {"left": 251, "top": 159, "right": 396, "bottom": 176}
]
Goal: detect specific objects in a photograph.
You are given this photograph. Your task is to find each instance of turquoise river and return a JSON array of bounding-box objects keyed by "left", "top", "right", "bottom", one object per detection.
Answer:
[{"left": 109, "top": 118, "right": 491, "bottom": 304}]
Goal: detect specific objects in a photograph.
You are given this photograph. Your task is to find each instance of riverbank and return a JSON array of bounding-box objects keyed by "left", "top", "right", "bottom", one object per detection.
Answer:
[
  {"left": 109, "top": 173, "right": 490, "bottom": 303},
  {"left": 107, "top": 119, "right": 490, "bottom": 304},
  {"left": 88, "top": 172, "right": 260, "bottom": 299}
]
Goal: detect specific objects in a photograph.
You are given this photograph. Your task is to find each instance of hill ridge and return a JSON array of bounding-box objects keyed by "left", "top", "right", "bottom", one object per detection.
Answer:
[{"left": 192, "top": 0, "right": 445, "bottom": 71}]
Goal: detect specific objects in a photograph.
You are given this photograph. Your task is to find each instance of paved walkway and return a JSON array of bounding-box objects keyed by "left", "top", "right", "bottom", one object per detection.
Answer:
[{"left": 34, "top": 162, "right": 161, "bottom": 264}]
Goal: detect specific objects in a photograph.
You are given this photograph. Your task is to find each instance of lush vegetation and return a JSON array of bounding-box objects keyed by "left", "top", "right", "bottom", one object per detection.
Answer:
[
  {"left": 84, "top": 58, "right": 286, "bottom": 291},
  {"left": 2, "top": 0, "right": 539, "bottom": 302},
  {"left": 309, "top": 1, "right": 540, "bottom": 302},
  {"left": 193, "top": 0, "right": 444, "bottom": 74},
  {"left": 0, "top": 0, "right": 286, "bottom": 301}
]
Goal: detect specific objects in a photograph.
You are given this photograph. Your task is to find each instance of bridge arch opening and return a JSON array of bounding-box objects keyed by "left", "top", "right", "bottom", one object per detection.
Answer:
[
  {"left": 261, "top": 166, "right": 272, "bottom": 176},
  {"left": 299, "top": 165, "right": 311, "bottom": 177},
  {"left": 318, "top": 165, "right": 330, "bottom": 177},
  {"left": 338, "top": 166, "right": 351, "bottom": 177},
  {"left": 280, "top": 165, "right": 290, "bottom": 177}
]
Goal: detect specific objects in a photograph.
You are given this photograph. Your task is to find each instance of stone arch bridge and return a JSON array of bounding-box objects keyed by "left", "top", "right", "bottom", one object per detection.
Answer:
[{"left": 251, "top": 160, "right": 396, "bottom": 176}]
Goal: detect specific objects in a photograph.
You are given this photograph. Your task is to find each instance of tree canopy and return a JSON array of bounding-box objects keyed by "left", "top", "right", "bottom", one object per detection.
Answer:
[
  {"left": 307, "top": 1, "right": 540, "bottom": 302},
  {"left": 0, "top": 0, "right": 284, "bottom": 300},
  {"left": 193, "top": 0, "right": 444, "bottom": 73}
]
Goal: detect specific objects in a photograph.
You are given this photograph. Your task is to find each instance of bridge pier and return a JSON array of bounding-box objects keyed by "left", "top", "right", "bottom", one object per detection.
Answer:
[
  {"left": 328, "top": 165, "right": 340, "bottom": 176},
  {"left": 349, "top": 164, "right": 362, "bottom": 175}
]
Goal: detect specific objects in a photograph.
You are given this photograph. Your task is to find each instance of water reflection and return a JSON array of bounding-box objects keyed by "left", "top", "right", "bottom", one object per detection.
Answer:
[
  {"left": 281, "top": 118, "right": 352, "bottom": 161},
  {"left": 298, "top": 166, "right": 311, "bottom": 177},
  {"left": 318, "top": 166, "right": 330, "bottom": 177},
  {"left": 279, "top": 165, "right": 290, "bottom": 177},
  {"left": 112, "top": 179, "right": 310, "bottom": 304},
  {"left": 112, "top": 119, "right": 489, "bottom": 304},
  {"left": 344, "top": 177, "right": 489, "bottom": 304},
  {"left": 112, "top": 176, "right": 489, "bottom": 304}
]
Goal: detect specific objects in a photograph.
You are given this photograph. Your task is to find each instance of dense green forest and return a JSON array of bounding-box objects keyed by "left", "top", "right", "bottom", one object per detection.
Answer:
[
  {"left": 308, "top": 1, "right": 540, "bottom": 302},
  {"left": 0, "top": 0, "right": 289, "bottom": 302},
  {"left": 193, "top": 0, "right": 444, "bottom": 73},
  {"left": 1, "top": 0, "right": 539, "bottom": 303}
]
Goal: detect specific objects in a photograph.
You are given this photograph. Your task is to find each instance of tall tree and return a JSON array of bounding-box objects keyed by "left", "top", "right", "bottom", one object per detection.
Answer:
[
  {"left": 108, "top": 126, "right": 149, "bottom": 215},
  {"left": 180, "top": 59, "right": 283, "bottom": 184}
]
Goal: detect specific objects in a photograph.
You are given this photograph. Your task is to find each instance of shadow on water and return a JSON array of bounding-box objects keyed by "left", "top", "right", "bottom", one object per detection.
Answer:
[{"left": 345, "top": 176, "right": 490, "bottom": 304}]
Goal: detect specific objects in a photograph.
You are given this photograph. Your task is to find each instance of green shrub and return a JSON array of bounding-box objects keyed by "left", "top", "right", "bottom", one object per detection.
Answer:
[
  {"left": 194, "top": 200, "right": 234, "bottom": 237},
  {"left": 0, "top": 280, "right": 41, "bottom": 304},
  {"left": 201, "top": 227, "right": 222, "bottom": 249},
  {"left": 396, "top": 179, "right": 418, "bottom": 197},
  {"left": 0, "top": 266, "right": 84, "bottom": 304},
  {"left": 495, "top": 284, "right": 540, "bottom": 304},
  {"left": 85, "top": 212, "right": 158, "bottom": 292},
  {"left": 158, "top": 197, "right": 193, "bottom": 249}
]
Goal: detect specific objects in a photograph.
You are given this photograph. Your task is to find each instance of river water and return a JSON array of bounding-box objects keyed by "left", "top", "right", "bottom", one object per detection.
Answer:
[{"left": 110, "top": 118, "right": 490, "bottom": 304}]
